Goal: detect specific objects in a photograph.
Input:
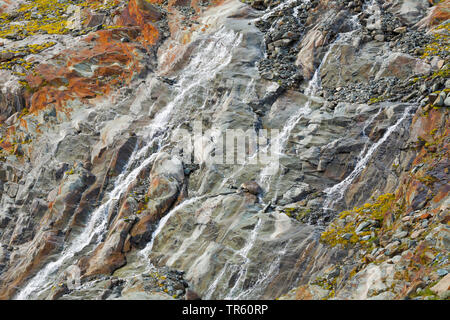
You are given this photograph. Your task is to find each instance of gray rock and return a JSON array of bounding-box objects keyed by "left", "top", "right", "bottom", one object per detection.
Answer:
[
  {"left": 185, "top": 289, "right": 201, "bottom": 300},
  {"left": 374, "top": 34, "right": 385, "bottom": 42},
  {"left": 438, "top": 290, "right": 450, "bottom": 299},
  {"left": 0, "top": 0, "right": 446, "bottom": 302},
  {"left": 434, "top": 92, "right": 445, "bottom": 107},
  {"left": 394, "top": 231, "right": 408, "bottom": 239},
  {"left": 356, "top": 221, "right": 371, "bottom": 233},
  {"left": 444, "top": 94, "right": 450, "bottom": 107},
  {"left": 389, "top": 0, "right": 429, "bottom": 26},
  {"left": 393, "top": 26, "right": 406, "bottom": 34},
  {"left": 4, "top": 182, "right": 18, "bottom": 198},
  {"left": 437, "top": 269, "right": 448, "bottom": 277},
  {"left": 384, "top": 241, "right": 400, "bottom": 256},
  {"left": 240, "top": 181, "right": 262, "bottom": 195},
  {"left": 342, "top": 233, "right": 353, "bottom": 240},
  {"left": 281, "top": 183, "right": 311, "bottom": 204}
]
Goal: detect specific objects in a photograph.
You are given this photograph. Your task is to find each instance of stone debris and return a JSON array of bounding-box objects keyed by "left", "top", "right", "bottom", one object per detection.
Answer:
[{"left": 0, "top": 0, "right": 448, "bottom": 301}]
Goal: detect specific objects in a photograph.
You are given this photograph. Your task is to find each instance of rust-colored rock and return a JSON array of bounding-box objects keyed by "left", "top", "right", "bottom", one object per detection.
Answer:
[
  {"left": 118, "top": 0, "right": 161, "bottom": 46},
  {"left": 0, "top": 231, "right": 60, "bottom": 299},
  {"left": 26, "top": 27, "right": 146, "bottom": 113},
  {"left": 295, "top": 29, "right": 326, "bottom": 79}
]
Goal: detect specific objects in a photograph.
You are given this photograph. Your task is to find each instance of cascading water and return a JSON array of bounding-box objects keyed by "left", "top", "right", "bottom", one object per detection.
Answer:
[
  {"left": 257, "top": 82, "right": 314, "bottom": 196},
  {"left": 198, "top": 7, "right": 370, "bottom": 299},
  {"left": 0, "top": 0, "right": 441, "bottom": 303},
  {"left": 198, "top": 15, "right": 333, "bottom": 299},
  {"left": 15, "top": 26, "right": 242, "bottom": 300},
  {"left": 323, "top": 105, "right": 415, "bottom": 210},
  {"left": 223, "top": 217, "right": 264, "bottom": 299},
  {"left": 235, "top": 239, "right": 292, "bottom": 299},
  {"left": 130, "top": 195, "right": 208, "bottom": 281},
  {"left": 257, "top": 30, "right": 345, "bottom": 197},
  {"left": 259, "top": 0, "right": 307, "bottom": 22},
  {"left": 130, "top": 6, "right": 372, "bottom": 300},
  {"left": 16, "top": 144, "right": 160, "bottom": 299}
]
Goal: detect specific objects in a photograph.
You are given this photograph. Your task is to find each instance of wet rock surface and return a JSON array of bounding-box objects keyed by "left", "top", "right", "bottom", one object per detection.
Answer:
[{"left": 0, "top": 0, "right": 448, "bottom": 300}]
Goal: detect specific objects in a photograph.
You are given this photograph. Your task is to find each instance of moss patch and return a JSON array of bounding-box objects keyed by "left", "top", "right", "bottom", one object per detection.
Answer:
[{"left": 320, "top": 193, "right": 397, "bottom": 248}]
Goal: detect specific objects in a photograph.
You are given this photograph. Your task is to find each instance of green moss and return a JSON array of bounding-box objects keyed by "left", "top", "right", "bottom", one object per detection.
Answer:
[
  {"left": 320, "top": 193, "right": 396, "bottom": 248},
  {"left": 311, "top": 276, "right": 337, "bottom": 299},
  {"left": 368, "top": 96, "right": 386, "bottom": 105},
  {"left": 421, "top": 23, "right": 450, "bottom": 60},
  {"left": 0, "top": 0, "right": 122, "bottom": 40},
  {"left": 282, "top": 207, "right": 311, "bottom": 222}
]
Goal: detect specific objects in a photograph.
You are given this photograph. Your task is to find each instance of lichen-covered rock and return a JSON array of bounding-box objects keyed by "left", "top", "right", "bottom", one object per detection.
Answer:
[{"left": 0, "top": 0, "right": 448, "bottom": 302}]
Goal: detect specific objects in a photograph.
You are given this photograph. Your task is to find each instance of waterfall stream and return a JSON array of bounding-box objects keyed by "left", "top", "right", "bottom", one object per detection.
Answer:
[
  {"left": 223, "top": 217, "right": 264, "bottom": 299},
  {"left": 14, "top": 26, "right": 242, "bottom": 300},
  {"left": 6, "top": 0, "right": 428, "bottom": 301},
  {"left": 323, "top": 105, "right": 415, "bottom": 210}
]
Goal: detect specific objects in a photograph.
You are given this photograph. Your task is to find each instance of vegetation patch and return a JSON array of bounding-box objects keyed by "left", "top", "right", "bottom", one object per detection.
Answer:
[
  {"left": 421, "top": 22, "right": 450, "bottom": 61},
  {"left": 282, "top": 207, "right": 311, "bottom": 222},
  {"left": 310, "top": 276, "right": 337, "bottom": 299},
  {"left": 0, "top": 0, "right": 123, "bottom": 39},
  {"left": 320, "top": 193, "right": 397, "bottom": 248}
]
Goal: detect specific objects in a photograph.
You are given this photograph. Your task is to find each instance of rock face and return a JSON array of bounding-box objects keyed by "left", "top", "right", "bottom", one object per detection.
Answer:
[{"left": 0, "top": 0, "right": 448, "bottom": 301}]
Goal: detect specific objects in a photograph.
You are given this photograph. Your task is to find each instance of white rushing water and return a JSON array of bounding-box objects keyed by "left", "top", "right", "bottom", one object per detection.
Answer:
[
  {"left": 236, "top": 239, "right": 292, "bottom": 299},
  {"left": 323, "top": 105, "right": 414, "bottom": 210},
  {"left": 257, "top": 31, "right": 344, "bottom": 193},
  {"left": 204, "top": 12, "right": 365, "bottom": 298},
  {"left": 202, "top": 216, "right": 264, "bottom": 300},
  {"left": 138, "top": 195, "right": 206, "bottom": 273},
  {"left": 16, "top": 144, "right": 158, "bottom": 299},
  {"left": 15, "top": 26, "right": 242, "bottom": 300},
  {"left": 224, "top": 217, "right": 264, "bottom": 299}
]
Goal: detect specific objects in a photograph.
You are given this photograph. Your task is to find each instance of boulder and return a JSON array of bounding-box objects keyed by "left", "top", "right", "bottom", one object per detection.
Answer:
[
  {"left": 389, "top": 0, "right": 430, "bottom": 26},
  {"left": 84, "top": 13, "right": 106, "bottom": 28},
  {"left": 280, "top": 183, "right": 312, "bottom": 204},
  {"left": 320, "top": 41, "right": 383, "bottom": 88},
  {"left": 129, "top": 152, "right": 185, "bottom": 246},
  {"left": 376, "top": 53, "right": 431, "bottom": 80},
  {"left": 240, "top": 181, "right": 262, "bottom": 195},
  {"left": 431, "top": 273, "right": 450, "bottom": 296}
]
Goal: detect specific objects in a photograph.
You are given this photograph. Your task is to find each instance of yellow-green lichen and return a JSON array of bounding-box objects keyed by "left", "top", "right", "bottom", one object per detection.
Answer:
[
  {"left": 320, "top": 193, "right": 397, "bottom": 248},
  {"left": 0, "top": 0, "right": 122, "bottom": 39}
]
